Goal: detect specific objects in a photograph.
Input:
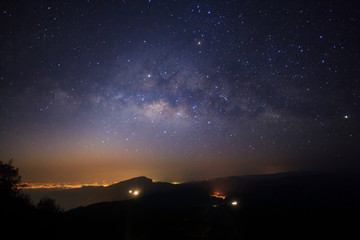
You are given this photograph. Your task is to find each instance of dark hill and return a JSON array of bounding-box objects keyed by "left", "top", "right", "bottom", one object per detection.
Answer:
[
  {"left": 65, "top": 172, "right": 360, "bottom": 239},
  {"left": 70, "top": 172, "right": 360, "bottom": 214},
  {"left": 24, "top": 176, "right": 175, "bottom": 210}
]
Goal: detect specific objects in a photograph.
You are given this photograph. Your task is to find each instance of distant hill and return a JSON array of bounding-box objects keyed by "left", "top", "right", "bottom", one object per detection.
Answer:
[
  {"left": 69, "top": 172, "right": 360, "bottom": 214},
  {"left": 21, "top": 172, "right": 360, "bottom": 238},
  {"left": 25, "top": 172, "right": 360, "bottom": 214},
  {"left": 24, "top": 176, "right": 175, "bottom": 210},
  {"left": 64, "top": 172, "right": 360, "bottom": 239}
]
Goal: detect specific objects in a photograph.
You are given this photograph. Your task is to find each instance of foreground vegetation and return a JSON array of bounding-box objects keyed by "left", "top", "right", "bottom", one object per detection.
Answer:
[{"left": 2, "top": 160, "right": 360, "bottom": 239}]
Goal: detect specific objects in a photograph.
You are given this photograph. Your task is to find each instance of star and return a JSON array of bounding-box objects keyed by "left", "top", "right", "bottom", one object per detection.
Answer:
[{"left": 0, "top": 0, "right": 358, "bottom": 184}]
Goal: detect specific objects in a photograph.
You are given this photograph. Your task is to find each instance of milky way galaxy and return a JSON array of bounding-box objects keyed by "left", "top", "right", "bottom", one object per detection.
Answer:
[{"left": 0, "top": 0, "right": 359, "bottom": 184}]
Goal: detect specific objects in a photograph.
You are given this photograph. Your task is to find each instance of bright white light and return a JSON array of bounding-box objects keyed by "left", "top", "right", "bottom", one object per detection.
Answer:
[
  {"left": 133, "top": 190, "right": 139, "bottom": 196},
  {"left": 129, "top": 190, "right": 132, "bottom": 194},
  {"left": 231, "top": 201, "right": 238, "bottom": 206}
]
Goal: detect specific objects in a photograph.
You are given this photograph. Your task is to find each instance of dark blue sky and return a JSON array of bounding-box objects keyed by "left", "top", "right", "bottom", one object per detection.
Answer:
[{"left": 0, "top": 0, "right": 359, "bottom": 184}]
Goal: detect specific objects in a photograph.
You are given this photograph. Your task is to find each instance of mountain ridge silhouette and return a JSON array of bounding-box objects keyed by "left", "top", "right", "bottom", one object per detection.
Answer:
[{"left": 24, "top": 175, "right": 174, "bottom": 210}]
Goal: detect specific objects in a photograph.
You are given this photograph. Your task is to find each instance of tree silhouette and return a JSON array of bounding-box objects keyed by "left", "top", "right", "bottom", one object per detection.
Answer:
[
  {"left": 37, "top": 196, "right": 63, "bottom": 214},
  {"left": 1, "top": 159, "right": 34, "bottom": 220},
  {"left": 0, "top": 159, "right": 21, "bottom": 197},
  {"left": 1, "top": 160, "right": 63, "bottom": 239}
]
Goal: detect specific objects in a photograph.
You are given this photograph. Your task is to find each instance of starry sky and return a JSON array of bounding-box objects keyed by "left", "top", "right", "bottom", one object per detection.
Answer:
[{"left": 1, "top": 0, "right": 359, "bottom": 184}]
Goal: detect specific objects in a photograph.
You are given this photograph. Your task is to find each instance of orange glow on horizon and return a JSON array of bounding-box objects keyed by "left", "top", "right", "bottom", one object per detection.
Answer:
[
  {"left": 21, "top": 181, "right": 117, "bottom": 189},
  {"left": 210, "top": 192, "right": 226, "bottom": 200}
]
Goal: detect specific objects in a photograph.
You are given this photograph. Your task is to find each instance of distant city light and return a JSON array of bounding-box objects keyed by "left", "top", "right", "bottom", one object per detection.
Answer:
[
  {"left": 231, "top": 201, "right": 238, "bottom": 206},
  {"left": 170, "top": 181, "right": 182, "bottom": 185},
  {"left": 129, "top": 189, "right": 140, "bottom": 196}
]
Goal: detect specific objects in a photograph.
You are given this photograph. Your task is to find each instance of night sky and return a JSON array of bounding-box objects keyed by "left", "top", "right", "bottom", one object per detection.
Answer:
[{"left": 1, "top": 0, "right": 359, "bottom": 185}]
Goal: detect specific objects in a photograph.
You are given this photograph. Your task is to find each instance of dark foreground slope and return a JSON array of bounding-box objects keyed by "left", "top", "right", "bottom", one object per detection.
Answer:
[
  {"left": 5, "top": 172, "right": 360, "bottom": 239},
  {"left": 63, "top": 172, "right": 360, "bottom": 239}
]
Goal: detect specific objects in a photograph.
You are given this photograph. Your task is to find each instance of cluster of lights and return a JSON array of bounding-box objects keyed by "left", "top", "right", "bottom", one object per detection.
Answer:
[
  {"left": 21, "top": 182, "right": 114, "bottom": 189},
  {"left": 129, "top": 189, "right": 139, "bottom": 196}
]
